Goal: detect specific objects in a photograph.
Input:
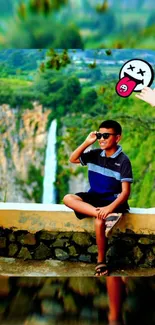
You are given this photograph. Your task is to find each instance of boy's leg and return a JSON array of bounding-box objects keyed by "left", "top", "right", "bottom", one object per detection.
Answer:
[
  {"left": 94, "top": 218, "right": 108, "bottom": 276},
  {"left": 63, "top": 194, "right": 98, "bottom": 217},
  {"left": 106, "top": 277, "right": 125, "bottom": 324},
  {"left": 95, "top": 218, "right": 106, "bottom": 263}
]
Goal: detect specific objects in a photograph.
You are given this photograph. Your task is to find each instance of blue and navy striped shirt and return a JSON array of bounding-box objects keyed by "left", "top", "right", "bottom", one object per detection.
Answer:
[{"left": 80, "top": 145, "right": 133, "bottom": 201}]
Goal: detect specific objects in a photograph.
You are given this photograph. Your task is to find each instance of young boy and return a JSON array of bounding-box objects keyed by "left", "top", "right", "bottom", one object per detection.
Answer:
[{"left": 63, "top": 120, "right": 133, "bottom": 276}]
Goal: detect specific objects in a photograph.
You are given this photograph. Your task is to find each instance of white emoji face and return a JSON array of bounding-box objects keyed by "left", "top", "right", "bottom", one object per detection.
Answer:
[{"left": 116, "top": 59, "right": 154, "bottom": 97}]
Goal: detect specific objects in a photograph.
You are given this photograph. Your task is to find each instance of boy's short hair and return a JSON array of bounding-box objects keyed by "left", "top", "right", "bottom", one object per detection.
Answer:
[{"left": 98, "top": 120, "right": 122, "bottom": 135}]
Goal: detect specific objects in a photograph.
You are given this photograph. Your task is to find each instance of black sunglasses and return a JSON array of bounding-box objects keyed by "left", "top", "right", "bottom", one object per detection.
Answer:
[{"left": 96, "top": 132, "right": 116, "bottom": 139}]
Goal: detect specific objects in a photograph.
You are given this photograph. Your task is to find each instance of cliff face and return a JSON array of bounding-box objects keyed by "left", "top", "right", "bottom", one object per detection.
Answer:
[{"left": 0, "top": 104, "right": 50, "bottom": 203}]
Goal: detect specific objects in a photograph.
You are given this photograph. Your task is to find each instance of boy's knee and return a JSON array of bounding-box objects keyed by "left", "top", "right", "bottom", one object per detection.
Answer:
[
  {"left": 63, "top": 194, "right": 76, "bottom": 205},
  {"left": 63, "top": 194, "right": 71, "bottom": 204}
]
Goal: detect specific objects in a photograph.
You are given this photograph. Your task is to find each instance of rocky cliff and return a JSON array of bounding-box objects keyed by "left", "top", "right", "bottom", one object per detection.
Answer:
[{"left": 0, "top": 104, "right": 50, "bottom": 202}]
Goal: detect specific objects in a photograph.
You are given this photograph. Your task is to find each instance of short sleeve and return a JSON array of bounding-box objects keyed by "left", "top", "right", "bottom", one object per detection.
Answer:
[
  {"left": 120, "top": 158, "right": 133, "bottom": 183},
  {"left": 79, "top": 150, "right": 94, "bottom": 166}
]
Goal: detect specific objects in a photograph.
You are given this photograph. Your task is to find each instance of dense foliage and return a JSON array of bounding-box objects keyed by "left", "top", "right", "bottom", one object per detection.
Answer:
[
  {"left": 0, "top": 1, "right": 155, "bottom": 49},
  {"left": 0, "top": 49, "right": 154, "bottom": 207}
]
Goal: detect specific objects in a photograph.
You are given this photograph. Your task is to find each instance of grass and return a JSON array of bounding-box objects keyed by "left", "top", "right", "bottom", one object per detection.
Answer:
[{"left": 0, "top": 77, "right": 32, "bottom": 90}]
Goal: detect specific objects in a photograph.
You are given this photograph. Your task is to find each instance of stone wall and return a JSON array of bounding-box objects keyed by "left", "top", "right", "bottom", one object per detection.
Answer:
[
  {"left": 0, "top": 227, "right": 155, "bottom": 268},
  {"left": 0, "top": 204, "right": 155, "bottom": 270}
]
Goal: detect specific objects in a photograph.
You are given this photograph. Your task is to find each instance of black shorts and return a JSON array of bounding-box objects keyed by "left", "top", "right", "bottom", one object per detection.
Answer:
[{"left": 74, "top": 192, "right": 129, "bottom": 220}]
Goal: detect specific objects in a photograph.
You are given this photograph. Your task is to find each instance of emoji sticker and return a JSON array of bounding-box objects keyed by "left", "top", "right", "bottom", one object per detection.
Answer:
[{"left": 116, "top": 59, "right": 154, "bottom": 97}]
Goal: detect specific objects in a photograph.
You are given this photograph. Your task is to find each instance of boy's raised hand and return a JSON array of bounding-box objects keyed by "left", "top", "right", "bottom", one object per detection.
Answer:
[
  {"left": 135, "top": 87, "right": 155, "bottom": 107},
  {"left": 85, "top": 131, "right": 97, "bottom": 145}
]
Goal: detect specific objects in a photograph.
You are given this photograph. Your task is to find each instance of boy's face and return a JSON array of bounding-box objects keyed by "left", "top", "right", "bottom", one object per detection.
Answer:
[{"left": 97, "top": 127, "right": 121, "bottom": 150}]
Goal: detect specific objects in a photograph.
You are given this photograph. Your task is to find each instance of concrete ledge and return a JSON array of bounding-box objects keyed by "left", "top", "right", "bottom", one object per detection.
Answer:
[
  {"left": 0, "top": 203, "right": 155, "bottom": 234},
  {"left": 0, "top": 257, "right": 155, "bottom": 277},
  {"left": 0, "top": 203, "right": 155, "bottom": 269}
]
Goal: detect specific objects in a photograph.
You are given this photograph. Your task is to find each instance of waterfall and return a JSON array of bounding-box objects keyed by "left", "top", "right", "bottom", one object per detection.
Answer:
[{"left": 42, "top": 119, "right": 57, "bottom": 204}]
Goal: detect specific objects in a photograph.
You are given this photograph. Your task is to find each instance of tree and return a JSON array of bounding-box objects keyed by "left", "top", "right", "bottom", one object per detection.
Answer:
[
  {"left": 83, "top": 89, "right": 97, "bottom": 109},
  {"left": 64, "top": 76, "right": 81, "bottom": 98},
  {"left": 53, "top": 25, "right": 84, "bottom": 49},
  {"left": 4, "top": 14, "right": 83, "bottom": 49},
  {"left": 33, "top": 69, "right": 62, "bottom": 97}
]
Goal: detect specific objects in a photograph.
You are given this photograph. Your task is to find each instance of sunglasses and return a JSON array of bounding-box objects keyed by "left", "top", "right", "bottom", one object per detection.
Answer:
[{"left": 96, "top": 132, "right": 116, "bottom": 139}]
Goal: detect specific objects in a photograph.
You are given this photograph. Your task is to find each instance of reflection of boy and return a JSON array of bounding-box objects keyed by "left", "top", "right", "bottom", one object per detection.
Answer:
[
  {"left": 107, "top": 276, "right": 127, "bottom": 325},
  {"left": 63, "top": 120, "right": 133, "bottom": 276},
  {"left": 135, "top": 86, "right": 155, "bottom": 106}
]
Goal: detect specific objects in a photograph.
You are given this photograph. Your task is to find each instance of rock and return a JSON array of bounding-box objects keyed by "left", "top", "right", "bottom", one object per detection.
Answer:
[
  {"left": 80, "top": 307, "right": 93, "bottom": 319},
  {"left": 63, "top": 294, "right": 78, "bottom": 313},
  {"left": 41, "top": 299, "right": 63, "bottom": 316},
  {"left": 9, "top": 289, "right": 33, "bottom": 316},
  {"left": 55, "top": 249, "right": 69, "bottom": 260},
  {"left": 139, "top": 263, "right": 149, "bottom": 268},
  {"left": 132, "top": 246, "right": 143, "bottom": 264},
  {"left": 57, "top": 232, "right": 73, "bottom": 239},
  {"left": 87, "top": 245, "right": 98, "bottom": 254},
  {"left": 138, "top": 237, "right": 155, "bottom": 245},
  {"left": 152, "top": 246, "right": 155, "bottom": 255},
  {"left": 68, "top": 246, "right": 78, "bottom": 257},
  {"left": 144, "top": 251, "right": 155, "bottom": 267},
  {"left": 72, "top": 233, "right": 92, "bottom": 246},
  {"left": 38, "top": 284, "right": 60, "bottom": 299},
  {"left": 68, "top": 278, "right": 100, "bottom": 295},
  {"left": 93, "top": 293, "right": 109, "bottom": 309},
  {"left": 0, "top": 237, "right": 6, "bottom": 249},
  {"left": 39, "top": 231, "right": 59, "bottom": 241},
  {"left": 34, "top": 242, "right": 51, "bottom": 260},
  {"left": 8, "top": 243, "right": 18, "bottom": 257},
  {"left": 17, "top": 233, "right": 36, "bottom": 245},
  {"left": 0, "top": 104, "right": 49, "bottom": 203},
  {"left": 8, "top": 233, "right": 16, "bottom": 242},
  {"left": 108, "top": 236, "right": 120, "bottom": 245},
  {"left": 0, "top": 229, "right": 5, "bottom": 236},
  {"left": 125, "top": 229, "right": 136, "bottom": 235},
  {"left": 116, "top": 257, "right": 132, "bottom": 267},
  {"left": 17, "top": 278, "right": 45, "bottom": 287},
  {"left": 106, "top": 246, "right": 119, "bottom": 259},
  {"left": 51, "top": 239, "right": 68, "bottom": 248},
  {"left": 79, "top": 254, "right": 91, "bottom": 263},
  {"left": 0, "top": 302, "right": 8, "bottom": 318},
  {"left": 17, "top": 247, "right": 32, "bottom": 260},
  {"left": 121, "top": 236, "right": 136, "bottom": 246}
]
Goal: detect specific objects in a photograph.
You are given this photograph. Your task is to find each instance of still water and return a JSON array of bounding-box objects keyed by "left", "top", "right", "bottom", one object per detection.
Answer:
[{"left": 1, "top": 318, "right": 107, "bottom": 325}]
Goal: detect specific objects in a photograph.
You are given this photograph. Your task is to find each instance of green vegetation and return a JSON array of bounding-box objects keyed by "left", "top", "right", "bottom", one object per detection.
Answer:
[
  {"left": 0, "top": 49, "right": 154, "bottom": 207},
  {"left": 0, "top": 1, "right": 155, "bottom": 49},
  {"left": 16, "top": 164, "right": 44, "bottom": 202},
  {"left": 4, "top": 139, "right": 12, "bottom": 159}
]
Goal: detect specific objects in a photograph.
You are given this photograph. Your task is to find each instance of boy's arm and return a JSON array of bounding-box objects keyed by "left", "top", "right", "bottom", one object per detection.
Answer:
[
  {"left": 96, "top": 182, "right": 131, "bottom": 219},
  {"left": 106, "top": 181, "right": 131, "bottom": 211},
  {"left": 70, "top": 131, "right": 97, "bottom": 163}
]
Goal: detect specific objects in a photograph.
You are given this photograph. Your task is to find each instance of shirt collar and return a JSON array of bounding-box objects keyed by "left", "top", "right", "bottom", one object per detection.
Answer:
[{"left": 100, "top": 145, "right": 122, "bottom": 158}]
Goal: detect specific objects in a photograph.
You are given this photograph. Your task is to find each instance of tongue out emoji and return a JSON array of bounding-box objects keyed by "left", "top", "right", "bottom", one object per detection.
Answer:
[{"left": 116, "top": 59, "right": 154, "bottom": 98}]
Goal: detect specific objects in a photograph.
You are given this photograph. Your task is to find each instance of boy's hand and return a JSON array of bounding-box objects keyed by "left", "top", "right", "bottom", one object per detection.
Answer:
[
  {"left": 85, "top": 131, "right": 97, "bottom": 145},
  {"left": 96, "top": 205, "right": 113, "bottom": 219}
]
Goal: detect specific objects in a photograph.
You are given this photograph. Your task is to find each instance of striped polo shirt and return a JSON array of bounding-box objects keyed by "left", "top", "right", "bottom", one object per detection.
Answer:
[{"left": 79, "top": 145, "right": 133, "bottom": 201}]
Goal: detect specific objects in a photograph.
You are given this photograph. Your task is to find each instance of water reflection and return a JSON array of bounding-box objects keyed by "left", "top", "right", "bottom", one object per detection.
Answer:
[
  {"left": 0, "top": 277, "right": 155, "bottom": 325},
  {"left": 1, "top": 318, "right": 107, "bottom": 325}
]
